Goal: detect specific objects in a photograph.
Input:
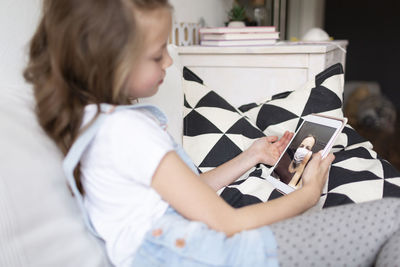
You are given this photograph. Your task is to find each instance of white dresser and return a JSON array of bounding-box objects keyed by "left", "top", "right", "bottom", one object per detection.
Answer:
[{"left": 177, "top": 41, "right": 348, "bottom": 107}]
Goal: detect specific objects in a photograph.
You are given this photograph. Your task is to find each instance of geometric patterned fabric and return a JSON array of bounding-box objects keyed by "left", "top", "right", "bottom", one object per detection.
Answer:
[
  {"left": 183, "top": 65, "right": 400, "bottom": 209},
  {"left": 240, "top": 63, "right": 345, "bottom": 137},
  {"left": 183, "top": 79, "right": 265, "bottom": 173}
]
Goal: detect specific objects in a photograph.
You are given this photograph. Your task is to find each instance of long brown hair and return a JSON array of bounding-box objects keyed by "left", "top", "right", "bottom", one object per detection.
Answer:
[{"left": 24, "top": 0, "right": 171, "bottom": 192}]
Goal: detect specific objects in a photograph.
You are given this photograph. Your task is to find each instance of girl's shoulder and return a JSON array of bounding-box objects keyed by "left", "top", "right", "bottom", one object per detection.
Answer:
[
  {"left": 83, "top": 104, "right": 164, "bottom": 132},
  {"left": 82, "top": 104, "right": 173, "bottom": 159}
]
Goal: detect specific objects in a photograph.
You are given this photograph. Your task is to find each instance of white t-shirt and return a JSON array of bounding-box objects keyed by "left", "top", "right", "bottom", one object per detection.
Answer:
[{"left": 80, "top": 105, "right": 174, "bottom": 266}]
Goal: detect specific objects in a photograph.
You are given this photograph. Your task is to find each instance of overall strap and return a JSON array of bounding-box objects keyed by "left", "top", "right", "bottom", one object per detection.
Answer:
[{"left": 62, "top": 103, "right": 165, "bottom": 238}]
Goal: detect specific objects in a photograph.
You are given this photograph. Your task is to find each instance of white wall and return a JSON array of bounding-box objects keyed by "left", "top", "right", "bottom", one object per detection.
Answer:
[
  {"left": 0, "top": 0, "right": 235, "bottom": 90},
  {"left": 0, "top": 0, "right": 42, "bottom": 88},
  {"left": 169, "top": 0, "right": 234, "bottom": 27},
  {"left": 287, "top": 0, "right": 325, "bottom": 40}
]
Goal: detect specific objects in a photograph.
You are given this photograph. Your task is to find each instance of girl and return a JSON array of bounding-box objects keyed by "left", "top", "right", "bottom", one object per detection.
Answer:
[{"left": 25, "top": 0, "right": 400, "bottom": 266}]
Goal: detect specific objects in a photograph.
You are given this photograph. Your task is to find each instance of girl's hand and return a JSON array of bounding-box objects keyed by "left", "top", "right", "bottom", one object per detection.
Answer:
[
  {"left": 301, "top": 151, "right": 335, "bottom": 203},
  {"left": 247, "top": 131, "right": 293, "bottom": 166}
]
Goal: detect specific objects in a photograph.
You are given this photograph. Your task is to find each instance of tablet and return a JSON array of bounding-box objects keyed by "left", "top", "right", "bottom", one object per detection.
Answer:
[{"left": 266, "top": 114, "right": 347, "bottom": 194}]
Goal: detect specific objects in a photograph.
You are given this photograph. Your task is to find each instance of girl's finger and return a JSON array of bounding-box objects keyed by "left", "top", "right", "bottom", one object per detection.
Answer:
[
  {"left": 309, "top": 151, "right": 323, "bottom": 165},
  {"left": 321, "top": 153, "right": 335, "bottom": 167},
  {"left": 280, "top": 131, "right": 288, "bottom": 140},
  {"left": 279, "top": 133, "right": 291, "bottom": 147},
  {"left": 282, "top": 131, "right": 293, "bottom": 143}
]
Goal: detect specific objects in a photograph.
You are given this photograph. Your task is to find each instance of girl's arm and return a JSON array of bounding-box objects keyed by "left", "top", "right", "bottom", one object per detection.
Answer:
[
  {"left": 151, "top": 150, "right": 333, "bottom": 237},
  {"left": 200, "top": 131, "right": 293, "bottom": 191}
]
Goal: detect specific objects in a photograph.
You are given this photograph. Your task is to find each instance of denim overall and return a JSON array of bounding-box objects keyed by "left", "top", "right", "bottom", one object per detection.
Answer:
[{"left": 63, "top": 103, "right": 278, "bottom": 267}]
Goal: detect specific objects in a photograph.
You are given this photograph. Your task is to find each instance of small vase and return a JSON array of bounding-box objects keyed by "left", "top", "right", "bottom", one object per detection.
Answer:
[{"left": 227, "top": 21, "right": 246, "bottom": 28}]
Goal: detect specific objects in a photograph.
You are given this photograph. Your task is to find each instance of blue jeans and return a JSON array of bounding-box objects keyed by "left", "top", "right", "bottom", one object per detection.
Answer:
[{"left": 132, "top": 208, "right": 278, "bottom": 267}]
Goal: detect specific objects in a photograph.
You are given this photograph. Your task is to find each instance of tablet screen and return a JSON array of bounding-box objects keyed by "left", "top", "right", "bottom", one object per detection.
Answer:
[{"left": 271, "top": 120, "right": 337, "bottom": 188}]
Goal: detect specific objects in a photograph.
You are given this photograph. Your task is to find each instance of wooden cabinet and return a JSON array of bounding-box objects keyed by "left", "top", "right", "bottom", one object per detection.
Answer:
[{"left": 178, "top": 41, "right": 348, "bottom": 106}]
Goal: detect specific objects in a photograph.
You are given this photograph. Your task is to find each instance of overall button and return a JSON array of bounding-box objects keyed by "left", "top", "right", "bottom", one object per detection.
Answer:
[
  {"left": 175, "top": 238, "right": 186, "bottom": 248},
  {"left": 152, "top": 229, "right": 163, "bottom": 237}
]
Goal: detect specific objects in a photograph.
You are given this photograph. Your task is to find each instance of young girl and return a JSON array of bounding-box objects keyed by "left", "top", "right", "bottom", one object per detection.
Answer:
[{"left": 25, "top": 0, "right": 400, "bottom": 266}]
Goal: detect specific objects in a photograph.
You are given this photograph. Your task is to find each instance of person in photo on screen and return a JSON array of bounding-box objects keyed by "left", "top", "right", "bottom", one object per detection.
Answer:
[{"left": 288, "top": 134, "right": 316, "bottom": 189}]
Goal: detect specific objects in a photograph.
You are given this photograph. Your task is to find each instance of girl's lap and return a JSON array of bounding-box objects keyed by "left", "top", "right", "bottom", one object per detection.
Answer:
[
  {"left": 132, "top": 208, "right": 278, "bottom": 267},
  {"left": 133, "top": 198, "right": 400, "bottom": 266}
]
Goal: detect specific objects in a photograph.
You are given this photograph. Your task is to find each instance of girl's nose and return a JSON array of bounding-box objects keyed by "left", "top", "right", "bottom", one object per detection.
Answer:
[{"left": 162, "top": 50, "right": 173, "bottom": 70}]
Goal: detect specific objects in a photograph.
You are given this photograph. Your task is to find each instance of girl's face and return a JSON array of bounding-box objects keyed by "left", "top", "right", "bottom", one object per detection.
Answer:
[{"left": 126, "top": 7, "right": 172, "bottom": 99}]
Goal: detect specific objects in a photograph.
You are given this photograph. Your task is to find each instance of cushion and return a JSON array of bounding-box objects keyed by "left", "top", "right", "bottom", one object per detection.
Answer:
[
  {"left": 182, "top": 65, "right": 400, "bottom": 209},
  {"left": 0, "top": 86, "right": 109, "bottom": 266}
]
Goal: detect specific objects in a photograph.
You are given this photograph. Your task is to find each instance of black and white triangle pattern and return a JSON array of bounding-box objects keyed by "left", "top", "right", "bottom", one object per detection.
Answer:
[
  {"left": 183, "top": 80, "right": 264, "bottom": 173},
  {"left": 182, "top": 65, "right": 400, "bottom": 209},
  {"left": 241, "top": 63, "right": 345, "bottom": 138}
]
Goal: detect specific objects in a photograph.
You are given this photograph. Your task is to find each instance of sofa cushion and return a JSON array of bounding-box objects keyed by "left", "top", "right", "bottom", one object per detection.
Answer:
[
  {"left": 0, "top": 86, "right": 109, "bottom": 266},
  {"left": 0, "top": 0, "right": 109, "bottom": 265}
]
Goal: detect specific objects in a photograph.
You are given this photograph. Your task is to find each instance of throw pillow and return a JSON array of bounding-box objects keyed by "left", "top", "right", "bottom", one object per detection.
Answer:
[{"left": 182, "top": 65, "right": 400, "bottom": 210}]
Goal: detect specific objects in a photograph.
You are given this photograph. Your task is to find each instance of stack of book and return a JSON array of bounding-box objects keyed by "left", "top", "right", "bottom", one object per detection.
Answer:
[{"left": 199, "top": 26, "right": 279, "bottom": 47}]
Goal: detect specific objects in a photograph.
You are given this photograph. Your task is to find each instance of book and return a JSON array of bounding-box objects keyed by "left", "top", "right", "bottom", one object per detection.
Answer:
[
  {"left": 201, "top": 32, "right": 279, "bottom": 41},
  {"left": 265, "top": 114, "right": 348, "bottom": 195},
  {"left": 199, "top": 26, "right": 276, "bottom": 34},
  {"left": 200, "top": 39, "right": 277, "bottom": 47}
]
